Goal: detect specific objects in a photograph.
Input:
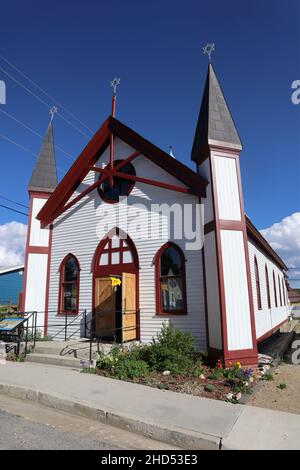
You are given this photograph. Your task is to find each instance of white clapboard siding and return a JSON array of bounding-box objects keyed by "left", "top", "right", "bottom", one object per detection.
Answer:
[
  {"left": 220, "top": 230, "right": 253, "bottom": 351},
  {"left": 29, "top": 198, "right": 49, "bottom": 247},
  {"left": 197, "top": 158, "right": 214, "bottom": 224},
  {"left": 214, "top": 156, "right": 241, "bottom": 221},
  {"left": 47, "top": 138, "right": 207, "bottom": 348},
  {"left": 248, "top": 238, "right": 289, "bottom": 340},
  {"left": 25, "top": 253, "right": 48, "bottom": 330}
]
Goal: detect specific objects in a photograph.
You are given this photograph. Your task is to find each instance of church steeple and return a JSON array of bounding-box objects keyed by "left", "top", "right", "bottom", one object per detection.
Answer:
[
  {"left": 191, "top": 63, "right": 242, "bottom": 164},
  {"left": 28, "top": 121, "right": 58, "bottom": 192}
]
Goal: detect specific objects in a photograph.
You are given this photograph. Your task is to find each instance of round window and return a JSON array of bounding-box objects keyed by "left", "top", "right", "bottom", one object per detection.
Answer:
[{"left": 98, "top": 160, "right": 136, "bottom": 203}]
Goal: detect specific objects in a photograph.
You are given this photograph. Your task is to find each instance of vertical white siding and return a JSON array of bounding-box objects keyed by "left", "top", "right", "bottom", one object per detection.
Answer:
[
  {"left": 29, "top": 198, "right": 49, "bottom": 247},
  {"left": 48, "top": 138, "right": 207, "bottom": 349},
  {"left": 197, "top": 158, "right": 214, "bottom": 224},
  {"left": 248, "top": 238, "right": 289, "bottom": 340},
  {"left": 221, "top": 230, "right": 253, "bottom": 351},
  {"left": 203, "top": 231, "right": 222, "bottom": 350},
  {"left": 214, "top": 156, "right": 241, "bottom": 221},
  {"left": 24, "top": 253, "right": 48, "bottom": 329}
]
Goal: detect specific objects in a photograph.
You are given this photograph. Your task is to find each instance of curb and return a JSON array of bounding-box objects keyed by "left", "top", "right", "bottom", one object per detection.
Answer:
[{"left": 0, "top": 382, "right": 221, "bottom": 450}]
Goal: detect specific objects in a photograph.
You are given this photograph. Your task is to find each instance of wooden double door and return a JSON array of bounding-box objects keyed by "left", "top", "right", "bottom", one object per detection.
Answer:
[{"left": 94, "top": 273, "right": 137, "bottom": 342}]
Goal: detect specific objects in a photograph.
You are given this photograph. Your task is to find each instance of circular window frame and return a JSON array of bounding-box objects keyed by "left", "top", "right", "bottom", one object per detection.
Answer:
[{"left": 97, "top": 159, "right": 136, "bottom": 204}]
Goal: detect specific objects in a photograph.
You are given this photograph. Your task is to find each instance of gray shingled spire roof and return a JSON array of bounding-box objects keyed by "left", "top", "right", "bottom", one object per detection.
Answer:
[
  {"left": 191, "top": 63, "right": 242, "bottom": 163},
  {"left": 28, "top": 122, "right": 58, "bottom": 192}
]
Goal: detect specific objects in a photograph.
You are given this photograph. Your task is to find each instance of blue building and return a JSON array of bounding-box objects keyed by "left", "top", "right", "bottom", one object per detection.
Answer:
[{"left": 0, "top": 265, "right": 24, "bottom": 305}]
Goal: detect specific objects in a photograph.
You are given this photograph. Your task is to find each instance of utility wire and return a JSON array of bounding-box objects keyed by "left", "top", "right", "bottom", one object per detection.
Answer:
[
  {"left": 0, "top": 53, "right": 94, "bottom": 134},
  {"left": 0, "top": 203, "right": 28, "bottom": 217},
  {"left": 0, "top": 63, "right": 91, "bottom": 139},
  {"left": 0, "top": 132, "right": 67, "bottom": 175},
  {"left": 0, "top": 108, "right": 75, "bottom": 160},
  {"left": 0, "top": 195, "right": 28, "bottom": 209}
]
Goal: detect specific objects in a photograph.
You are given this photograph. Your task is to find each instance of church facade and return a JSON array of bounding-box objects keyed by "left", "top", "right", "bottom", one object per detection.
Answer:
[{"left": 22, "top": 64, "right": 289, "bottom": 366}]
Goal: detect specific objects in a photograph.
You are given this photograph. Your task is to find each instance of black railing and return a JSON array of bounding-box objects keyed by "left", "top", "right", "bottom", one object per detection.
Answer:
[{"left": 1, "top": 308, "right": 139, "bottom": 363}]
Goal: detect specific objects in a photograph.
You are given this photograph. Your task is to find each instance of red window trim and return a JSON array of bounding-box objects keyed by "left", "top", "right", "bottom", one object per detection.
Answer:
[
  {"left": 254, "top": 256, "right": 262, "bottom": 310},
  {"left": 58, "top": 253, "right": 80, "bottom": 316},
  {"left": 278, "top": 274, "right": 283, "bottom": 306},
  {"left": 273, "top": 270, "right": 278, "bottom": 308},
  {"left": 155, "top": 242, "right": 187, "bottom": 316},
  {"left": 265, "top": 265, "right": 271, "bottom": 309}
]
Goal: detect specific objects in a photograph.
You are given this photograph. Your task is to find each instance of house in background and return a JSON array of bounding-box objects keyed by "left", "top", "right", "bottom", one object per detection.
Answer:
[
  {"left": 21, "top": 62, "right": 290, "bottom": 367},
  {"left": 0, "top": 265, "right": 24, "bottom": 305}
]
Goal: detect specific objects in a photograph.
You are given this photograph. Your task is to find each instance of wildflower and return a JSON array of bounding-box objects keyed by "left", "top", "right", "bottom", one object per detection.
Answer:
[
  {"left": 235, "top": 392, "right": 242, "bottom": 401},
  {"left": 236, "top": 361, "right": 241, "bottom": 368}
]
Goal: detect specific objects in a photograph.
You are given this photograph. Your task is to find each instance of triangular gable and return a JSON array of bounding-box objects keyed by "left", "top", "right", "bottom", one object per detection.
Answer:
[{"left": 37, "top": 116, "right": 207, "bottom": 227}]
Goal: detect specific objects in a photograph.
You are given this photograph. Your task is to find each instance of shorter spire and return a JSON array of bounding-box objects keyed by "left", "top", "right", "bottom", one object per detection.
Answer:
[{"left": 28, "top": 117, "right": 58, "bottom": 192}]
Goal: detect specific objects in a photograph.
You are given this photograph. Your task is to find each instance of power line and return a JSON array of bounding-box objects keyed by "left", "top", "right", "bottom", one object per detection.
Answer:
[
  {"left": 0, "top": 53, "right": 94, "bottom": 134},
  {"left": 0, "top": 203, "right": 28, "bottom": 217},
  {"left": 0, "top": 63, "right": 91, "bottom": 139},
  {"left": 0, "top": 132, "right": 67, "bottom": 175},
  {"left": 0, "top": 108, "right": 75, "bottom": 160},
  {"left": 0, "top": 195, "right": 28, "bottom": 209}
]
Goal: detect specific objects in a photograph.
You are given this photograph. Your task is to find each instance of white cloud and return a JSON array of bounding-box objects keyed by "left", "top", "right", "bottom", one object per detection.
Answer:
[
  {"left": 261, "top": 212, "right": 300, "bottom": 271},
  {"left": 0, "top": 221, "right": 27, "bottom": 268}
]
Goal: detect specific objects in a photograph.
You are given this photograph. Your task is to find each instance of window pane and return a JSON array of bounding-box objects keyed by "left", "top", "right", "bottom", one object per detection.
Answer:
[
  {"left": 63, "top": 283, "right": 77, "bottom": 311},
  {"left": 161, "top": 246, "right": 182, "bottom": 276},
  {"left": 111, "top": 252, "right": 120, "bottom": 264},
  {"left": 111, "top": 236, "right": 120, "bottom": 248},
  {"left": 64, "top": 257, "right": 78, "bottom": 281},
  {"left": 100, "top": 253, "right": 108, "bottom": 265},
  {"left": 161, "top": 277, "right": 183, "bottom": 311},
  {"left": 123, "top": 250, "right": 133, "bottom": 264}
]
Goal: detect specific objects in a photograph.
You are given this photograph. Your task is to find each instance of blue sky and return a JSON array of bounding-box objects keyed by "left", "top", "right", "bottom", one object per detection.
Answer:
[{"left": 0, "top": 0, "right": 299, "bottom": 280}]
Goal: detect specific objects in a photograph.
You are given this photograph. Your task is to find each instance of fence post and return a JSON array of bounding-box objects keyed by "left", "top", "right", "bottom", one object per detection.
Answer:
[
  {"left": 65, "top": 312, "right": 68, "bottom": 341},
  {"left": 84, "top": 309, "right": 87, "bottom": 338}
]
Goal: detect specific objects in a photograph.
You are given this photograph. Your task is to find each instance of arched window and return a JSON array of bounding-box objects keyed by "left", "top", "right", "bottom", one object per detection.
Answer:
[
  {"left": 59, "top": 254, "right": 80, "bottom": 314},
  {"left": 265, "top": 265, "right": 271, "bottom": 309},
  {"left": 273, "top": 270, "right": 278, "bottom": 308},
  {"left": 254, "top": 256, "right": 262, "bottom": 310},
  {"left": 278, "top": 274, "right": 283, "bottom": 306},
  {"left": 156, "top": 243, "right": 187, "bottom": 315},
  {"left": 282, "top": 278, "right": 286, "bottom": 305}
]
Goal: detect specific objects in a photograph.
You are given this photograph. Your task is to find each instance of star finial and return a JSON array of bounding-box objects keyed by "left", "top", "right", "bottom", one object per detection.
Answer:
[
  {"left": 203, "top": 43, "right": 215, "bottom": 63},
  {"left": 49, "top": 106, "right": 58, "bottom": 123},
  {"left": 110, "top": 78, "right": 121, "bottom": 95}
]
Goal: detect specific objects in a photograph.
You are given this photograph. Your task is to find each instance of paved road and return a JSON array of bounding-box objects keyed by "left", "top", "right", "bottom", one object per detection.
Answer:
[{"left": 0, "top": 395, "right": 176, "bottom": 450}]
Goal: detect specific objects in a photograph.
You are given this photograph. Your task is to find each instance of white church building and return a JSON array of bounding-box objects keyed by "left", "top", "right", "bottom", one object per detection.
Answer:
[{"left": 22, "top": 64, "right": 289, "bottom": 367}]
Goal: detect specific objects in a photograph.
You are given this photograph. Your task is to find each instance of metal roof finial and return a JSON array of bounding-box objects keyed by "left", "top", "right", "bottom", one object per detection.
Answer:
[
  {"left": 49, "top": 106, "right": 58, "bottom": 123},
  {"left": 110, "top": 78, "right": 121, "bottom": 96},
  {"left": 202, "top": 43, "right": 215, "bottom": 63}
]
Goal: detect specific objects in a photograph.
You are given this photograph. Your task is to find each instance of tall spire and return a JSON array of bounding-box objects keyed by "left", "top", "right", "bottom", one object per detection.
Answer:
[
  {"left": 28, "top": 120, "right": 58, "bottom": 192},
  {"left": 191, "top": 63, "right": 242, "bottom": 163}
]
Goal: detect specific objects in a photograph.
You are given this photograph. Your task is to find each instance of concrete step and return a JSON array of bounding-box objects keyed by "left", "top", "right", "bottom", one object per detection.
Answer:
[{"left": 26, "top": 352, "right": 82, "bottom": 369}]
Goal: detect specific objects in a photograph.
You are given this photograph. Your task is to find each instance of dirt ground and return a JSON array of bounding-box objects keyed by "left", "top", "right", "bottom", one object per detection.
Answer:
[{"left": 249, "top": 323, "right": 300, "bottom": 414}]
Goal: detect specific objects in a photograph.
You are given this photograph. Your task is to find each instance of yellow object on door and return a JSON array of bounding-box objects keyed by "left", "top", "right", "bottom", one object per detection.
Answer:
[
  {"left": 95, "top": 277, "right": 116, "bottom": 337},
  {"left": 122, "top": 272, "right": 137, "bottom": 342}
]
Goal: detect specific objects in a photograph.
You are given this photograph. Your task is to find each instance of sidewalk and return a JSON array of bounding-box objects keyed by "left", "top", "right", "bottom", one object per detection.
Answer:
[{"left": 0, "top": 362, "right": 300, "bottom": 449}]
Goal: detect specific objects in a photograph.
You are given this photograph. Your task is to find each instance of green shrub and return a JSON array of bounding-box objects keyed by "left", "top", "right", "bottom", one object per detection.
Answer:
[
  {"left": 138, "top": 323, "right": 197, "bottom": 374},
  {"left": 97, "top": 345, "right": 149, "bottom": 380},
  {"left": 114, "top": 357, "right": 149, "bottom": 380}
]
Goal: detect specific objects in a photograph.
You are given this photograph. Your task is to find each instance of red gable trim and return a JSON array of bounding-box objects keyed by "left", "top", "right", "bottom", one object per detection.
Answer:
[
  {"left": 246, "top": 215, "right": 288, "bottom": 271},
  {"left": 108, "top": 117, "right": 207, "bottom": 197},
  {"left": 37, "top": 116, "right": 207, "bottom": 226},
  {"left": 37, "top": 118, "right": 110, "bottom": 227}
]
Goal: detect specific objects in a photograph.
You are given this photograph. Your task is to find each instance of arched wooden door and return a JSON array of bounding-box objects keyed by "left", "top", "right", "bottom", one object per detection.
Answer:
[{"left": 93, "top": 229, "right": 139, "bottom": 342}]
